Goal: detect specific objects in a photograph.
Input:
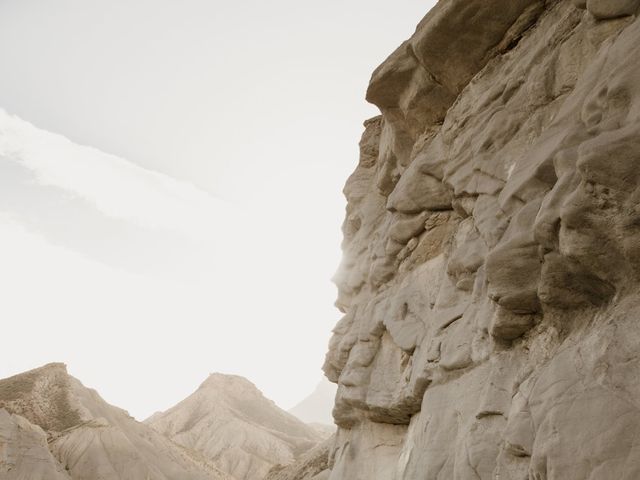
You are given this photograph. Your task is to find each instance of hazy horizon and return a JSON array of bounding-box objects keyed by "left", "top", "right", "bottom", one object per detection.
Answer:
[{"left": 0, "top": 0, "right": 437, "bottom": 419}]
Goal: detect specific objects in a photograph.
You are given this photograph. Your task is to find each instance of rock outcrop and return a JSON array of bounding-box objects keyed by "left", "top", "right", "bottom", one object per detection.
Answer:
[
  {"left": 146, "top": 373, "right": 323, "bottom": 480},
  {"left": 0, "top": 408, "right": 70, "bottom": 480},
  {"left": 324, "top": 1, "right": 640, "bottom": 479},
  {"left": 0, "top": 363, "right": 230, "bottom": 480}
]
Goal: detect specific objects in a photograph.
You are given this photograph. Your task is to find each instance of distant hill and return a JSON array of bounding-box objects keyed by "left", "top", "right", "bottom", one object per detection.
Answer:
[
  {"left": 0, "top": 364, "right": 329, "bottom": 480},
  {"left": 0, "top": 363, "right": 231, "bottom": 480},
  {"left": 288, "top": 378, "right": 336, "bottom": 427},
  {"left": 0, "top": 408, "right": 70, "bottom": 480},
  {"left": 146, "top": 373, "right": 323, "bottom": 480}
]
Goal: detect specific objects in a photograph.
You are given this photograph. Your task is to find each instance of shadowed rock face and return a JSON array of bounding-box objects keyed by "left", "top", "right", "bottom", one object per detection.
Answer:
[{"left": 324, "top": 1, "right": 640, "bottom": 479}]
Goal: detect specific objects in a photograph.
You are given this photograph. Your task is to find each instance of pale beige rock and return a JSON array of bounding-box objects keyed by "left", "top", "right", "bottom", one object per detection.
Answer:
[
  {"left": 0, "top": 408, "right": 70, "bottom": 480},
  {"left": 146, "top": 373, "right": 323, "bottom": 480},
  {"left": 264, "top": 436, "right": 334, "bottom": 480},
  {"left": 0, "top": 363, "right": 230, "bottom": 480},
  {"left": 324, "top": 1, "right": 640, "bottom": 479},
  {"left": 288, "top": 378, "right": 337, "bottom": 427}
]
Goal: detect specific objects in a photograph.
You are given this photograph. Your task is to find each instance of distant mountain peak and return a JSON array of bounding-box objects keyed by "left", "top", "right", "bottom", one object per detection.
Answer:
[
  {"left": 0, "top": 365, "right": 327, "bottom": 480},
  {"left": 148, "top": 372, "right": 323, "bottom": 480},
  {"left": 36, "top": 362, "right": 68, "bottom": 372},
  {"left": 1, "top": 362, "right": 69, "bottom": 383},
  {"left": 199, "top": 372, "right": 260, "bottom": 393}
]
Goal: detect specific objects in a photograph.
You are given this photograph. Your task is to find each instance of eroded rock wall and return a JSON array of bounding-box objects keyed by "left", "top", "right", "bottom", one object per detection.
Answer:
[{"left": 324, "top": 1, "right": 640, "bottom": 479}]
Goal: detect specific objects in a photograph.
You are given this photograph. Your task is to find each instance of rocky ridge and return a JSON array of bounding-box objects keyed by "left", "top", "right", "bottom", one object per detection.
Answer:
[
  {"left": 264, "top": 436, "right": 333, "bottom": 480},
  {"left": 324, "top": 1, "right": 640, "bottom": 479},
  {"left": 0, "top": 364, "right": 329, "bottom": 480}
]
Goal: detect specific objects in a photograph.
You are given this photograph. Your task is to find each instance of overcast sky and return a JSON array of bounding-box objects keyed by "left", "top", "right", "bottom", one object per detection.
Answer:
[{"left": 0, "top": 0, "right": 436, "bottom": 420}]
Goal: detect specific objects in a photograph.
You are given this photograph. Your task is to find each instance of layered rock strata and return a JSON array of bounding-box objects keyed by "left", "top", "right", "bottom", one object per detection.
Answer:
[{"left": 324, "top": 1, "right": 640, "bottom": 479}]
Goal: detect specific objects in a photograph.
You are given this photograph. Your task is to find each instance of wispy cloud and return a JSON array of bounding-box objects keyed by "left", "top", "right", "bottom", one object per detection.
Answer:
[{"left": 0, "top": 108, "right": 232, "bottom": 238}]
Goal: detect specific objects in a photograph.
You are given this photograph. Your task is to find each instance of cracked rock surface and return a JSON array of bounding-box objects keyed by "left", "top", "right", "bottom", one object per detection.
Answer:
[{"left": 324, "top": 1, "right": 640, "bottom": 479}]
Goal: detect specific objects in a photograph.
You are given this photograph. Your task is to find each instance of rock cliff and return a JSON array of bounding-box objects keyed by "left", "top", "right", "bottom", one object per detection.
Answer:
[{"left": 324, "top": 1, "right": 640, "bottom": 479}]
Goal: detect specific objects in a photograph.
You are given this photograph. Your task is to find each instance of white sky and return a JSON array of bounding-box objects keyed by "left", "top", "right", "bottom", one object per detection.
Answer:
[{"left": 0, "top": 0, "right": 436, "bottom": 420}]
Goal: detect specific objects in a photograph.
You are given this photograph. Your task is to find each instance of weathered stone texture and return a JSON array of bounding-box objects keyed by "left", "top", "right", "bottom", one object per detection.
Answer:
[
  {"left": 0, "top": 408, "right": 70, "bottom": 480},
  {"left": 324, "top": 1, "right": 640, "bottom": 479}
]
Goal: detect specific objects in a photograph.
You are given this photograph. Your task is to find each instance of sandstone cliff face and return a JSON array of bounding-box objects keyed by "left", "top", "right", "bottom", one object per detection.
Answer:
[
  {"left": 324, "top": 1, "right": 640, "bottom": 479},
  {"left": 146, "top": 373, "right": 323, "bottom": 480}
]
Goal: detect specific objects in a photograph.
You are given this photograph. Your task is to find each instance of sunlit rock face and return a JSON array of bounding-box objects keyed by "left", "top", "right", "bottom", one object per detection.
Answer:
[{"left": 324, "top": 1, "right": 640, "bottom": 479}]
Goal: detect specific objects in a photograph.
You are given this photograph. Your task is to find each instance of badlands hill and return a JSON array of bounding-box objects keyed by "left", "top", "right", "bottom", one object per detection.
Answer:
[
  {"left": 146, "top": 373, "right": 323, "bottom": 480},
  {"left": 0, "top": 363, "right": 231, "bottom": 480},
  {"left": 323, "top": 0, "right": 640, "bottom": 479}
]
